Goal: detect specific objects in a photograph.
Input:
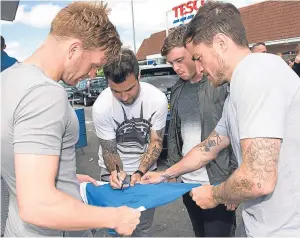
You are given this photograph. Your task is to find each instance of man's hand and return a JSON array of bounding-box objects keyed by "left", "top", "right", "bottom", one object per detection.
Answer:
[
  {"left": 190, "top": 185, "right": 219, "bottom": 209},
  {"left": 140, "top": 171, "right": 169, "bottom": 184},
  {"left": 130, "top": 173, "right": 141, "bottom": 187},
  {"left": 114, "top": 206, "right": 141, "bottom": 236},
  {"left": 110, "top": 170, "right": 127, "bottom": 189},
  {"left": 76, "top": 174, "right": 99, "bottom": 186}
]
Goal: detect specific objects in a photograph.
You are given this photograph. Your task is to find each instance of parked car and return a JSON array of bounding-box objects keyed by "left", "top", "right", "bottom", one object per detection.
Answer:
[
  {"left": 140, "top": 64, "right": 178, "bottom": 162},
  {"left": 140, "top": 63, "right": 176, "bottom": 78},
  {"left": 58, "top": 81, "right": 77, "bottom": 105},
  {"left": 74, "top": 77, "right": 107, "bottom": 106},
  {"left": 140, "top": 63, "right": 178, "bottom": 114}
]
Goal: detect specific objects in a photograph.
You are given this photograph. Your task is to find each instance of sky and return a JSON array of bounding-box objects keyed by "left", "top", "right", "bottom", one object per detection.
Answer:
[{"left": 0, "top": 0, "right": 265, "bottom": 61}]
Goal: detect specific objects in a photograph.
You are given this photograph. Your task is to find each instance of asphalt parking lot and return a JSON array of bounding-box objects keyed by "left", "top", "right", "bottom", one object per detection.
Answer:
[{"left": 74, "top": 104, "right": 245, "bottom": 237}]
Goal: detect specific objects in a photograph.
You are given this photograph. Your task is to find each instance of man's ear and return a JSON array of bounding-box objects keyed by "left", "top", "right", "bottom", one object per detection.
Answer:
[
  {"left": 213, "top": 33, "right": 228, "bottom": 54},
  {"left": 68, "top": 41, "right": 83, "bottom": 60},
  {"left": 138, "top": 72, "right": 141, "bottom": 81}
]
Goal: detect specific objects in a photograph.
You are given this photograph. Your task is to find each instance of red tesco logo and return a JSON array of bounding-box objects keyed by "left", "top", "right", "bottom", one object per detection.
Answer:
[{"left": 172, "top": 0, "right": 205, "bottom": 18}]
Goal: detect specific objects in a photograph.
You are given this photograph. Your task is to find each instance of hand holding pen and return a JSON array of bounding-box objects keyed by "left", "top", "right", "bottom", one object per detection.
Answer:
[{"left": 109, "top": 164, "right": 127, "bottom": 189}]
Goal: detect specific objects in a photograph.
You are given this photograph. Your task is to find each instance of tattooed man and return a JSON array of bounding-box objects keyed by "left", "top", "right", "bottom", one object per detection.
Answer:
[
  {"left": 93, "top": 48, "right": 168, "bottom": 237},
  {"left": 161, "top": 25, "right": 236, "bottom": 237},
  {"left": 141, "top": 2, "right": 300, "bottom": 237}
]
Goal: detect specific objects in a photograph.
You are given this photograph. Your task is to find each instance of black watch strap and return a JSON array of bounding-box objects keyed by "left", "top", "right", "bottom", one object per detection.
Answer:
[{"left": 134, "top": 170, "right": 144, "bottom": 177}]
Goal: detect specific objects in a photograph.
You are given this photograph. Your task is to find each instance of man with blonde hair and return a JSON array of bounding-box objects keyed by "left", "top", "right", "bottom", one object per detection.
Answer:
[{"left": 1, "top": 2, "right": 140, "bottom": 237}]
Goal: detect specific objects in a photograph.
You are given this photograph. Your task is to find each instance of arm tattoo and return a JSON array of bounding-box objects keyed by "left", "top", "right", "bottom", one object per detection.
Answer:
[
  {"left": 212, "top": 186, "right": 224, "bottom": 204},
  {"left": 212, "top": 138, "right": 280, "bottom": 204},
  {"left": 161, "top": 173, "right": 173, "bottom": 181},
  {"left": 242, "top": 138, "right": 279, "bottom": 182},
  {"left": 138, "top": 129, "right": 164, "bottom": 173},
  {"left": 156, "top": 127, "right": 165, "bottom": 139},
  {"left": 212, "top": 179, "right": 255, "bottom": 204},
  {"left": 99, "top": 138, "right": 122, "bottom": 173},
  {"left": 195, "top": 130, "right": 222, "bottom": 152},
  {"left": 139, "top": 144, "right": 162, "bottom": 173}
]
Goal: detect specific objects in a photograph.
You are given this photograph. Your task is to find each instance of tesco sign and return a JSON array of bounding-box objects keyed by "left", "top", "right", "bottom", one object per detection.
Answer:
[{"left": 172, "top": 0, "right": 205, "bottom": 25}]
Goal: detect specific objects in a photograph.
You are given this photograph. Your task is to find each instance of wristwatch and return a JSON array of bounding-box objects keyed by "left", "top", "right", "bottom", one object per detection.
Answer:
[{"left": 133, "top": 170, "right": 144, "bottom": 177}]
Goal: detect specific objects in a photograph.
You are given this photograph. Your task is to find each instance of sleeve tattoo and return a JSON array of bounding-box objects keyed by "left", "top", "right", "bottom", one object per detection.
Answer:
[
  {"left": 138, "top": 127, "right": 165, "bottom": 173},
  {"left": 99, "top": 138, "right": 123, "bottom": 173},
  {"left": 195, "top": 130, "right": 222, "bottom": 152},
  {"left": 156, "top": 127, "right": 165, "bottom": 139},
  {"left": 212, "top": 138, "right": 280, "bottom": 204}
]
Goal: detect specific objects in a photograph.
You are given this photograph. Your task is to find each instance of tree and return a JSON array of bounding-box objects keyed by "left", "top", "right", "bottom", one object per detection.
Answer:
[{"left": 97, "top": 68, "right": 104, "bottom": 77}]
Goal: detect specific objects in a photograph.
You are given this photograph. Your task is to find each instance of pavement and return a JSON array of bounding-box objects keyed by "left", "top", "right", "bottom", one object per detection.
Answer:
[{"left": 74, "top": 104, "right": 245, "bottom": 237}]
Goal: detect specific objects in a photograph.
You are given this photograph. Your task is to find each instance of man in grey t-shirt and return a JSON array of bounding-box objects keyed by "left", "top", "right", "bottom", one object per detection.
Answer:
[
  {"left": 1, "top": 2, "right": 140, "bottom": 237},
  {"left": 160, "top": 25, "right": 236, "bottom": 237},
  {"left": 141, "top": 2, "right": 300, "bottom": 236}
]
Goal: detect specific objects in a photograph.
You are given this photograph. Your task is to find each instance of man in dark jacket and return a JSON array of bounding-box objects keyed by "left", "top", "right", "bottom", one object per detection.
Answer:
[{"left": 160, "top": 25, "right": 237, "bottom": 237}]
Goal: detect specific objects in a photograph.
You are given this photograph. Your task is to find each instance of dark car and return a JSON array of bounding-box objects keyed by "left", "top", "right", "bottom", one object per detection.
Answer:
[
  {"left": 74, "top": 77, "right": 107, "bottom": 106},
  {"left": 140, "top": 64, "right": 178, "bottom": 162},
  {"left": 58, "top": 81, "right": 77, "bottom": 105}
]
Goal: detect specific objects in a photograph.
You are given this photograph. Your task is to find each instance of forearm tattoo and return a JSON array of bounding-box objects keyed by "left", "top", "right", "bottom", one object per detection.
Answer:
[
  {"left": 195, "top": 130, "right": 222, "bottom": 152},
  {"left": 161, "top": 173, "right": 173, "bottom": 181},
  {"left": 138, "top": 128, "right": 165, "bottom": 173},
  {"left": 156, "top": 127, "right": 165, "bottom": 139},
  {"left": 99, "top": 138, "right": 122, "bottom": 173},
  {"left": 212, "top": 179, "right": 254, "bottom": 204},
  {"left": 139, "top": 145, "right": 162, "bottom": 173},
  {"left": 212, "top": 138, "right": 280, "bottom": 204}
]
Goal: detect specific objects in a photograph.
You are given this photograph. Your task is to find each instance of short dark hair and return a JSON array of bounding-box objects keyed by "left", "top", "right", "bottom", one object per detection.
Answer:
[
  {"left": 1, "top": 35, "right": 5, "bottom": 49},
  {"left": 161, "top": 25, "right": 187, "bottom": 57},
  {"left": 103, "top": 48, "right": 139, "bottom": 84},
  {"left": 183, "top": 1, "right": 248, "bottom": 47},
  {"left": 251, "top": 42, "right": 266, "bottom": 51}
]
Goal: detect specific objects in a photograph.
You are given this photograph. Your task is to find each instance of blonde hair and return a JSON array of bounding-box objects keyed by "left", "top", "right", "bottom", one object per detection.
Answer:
[{"left": 50, "top": 1, "right": 121, "bottom": 57}]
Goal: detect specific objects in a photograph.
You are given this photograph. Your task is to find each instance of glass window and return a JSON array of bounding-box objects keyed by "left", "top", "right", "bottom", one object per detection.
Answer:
[{"left": 140, "top": 67, "right": 176, "bottom": 78}]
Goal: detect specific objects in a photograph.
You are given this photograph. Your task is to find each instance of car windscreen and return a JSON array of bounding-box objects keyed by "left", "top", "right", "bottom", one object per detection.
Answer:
[
  {"left": 140, "top": 67, "right": 176, "bottom": 77},
  {"left": 140, "top": 75, "right": 178, "bottom": 90},
  {"left": 90, "top": 80, "right": 107, "bottom": 89}
]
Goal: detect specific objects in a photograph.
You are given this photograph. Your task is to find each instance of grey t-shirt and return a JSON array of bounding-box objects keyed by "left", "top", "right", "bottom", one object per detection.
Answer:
[
  {"left": 178, "top": 81, "right": 209, "bottom": 184},
  {"left": 215, "top": 53, "right": 300, "bottom": 236},
  {"left": 1, "top": 64, "right": 83, "bottom": 236}
]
